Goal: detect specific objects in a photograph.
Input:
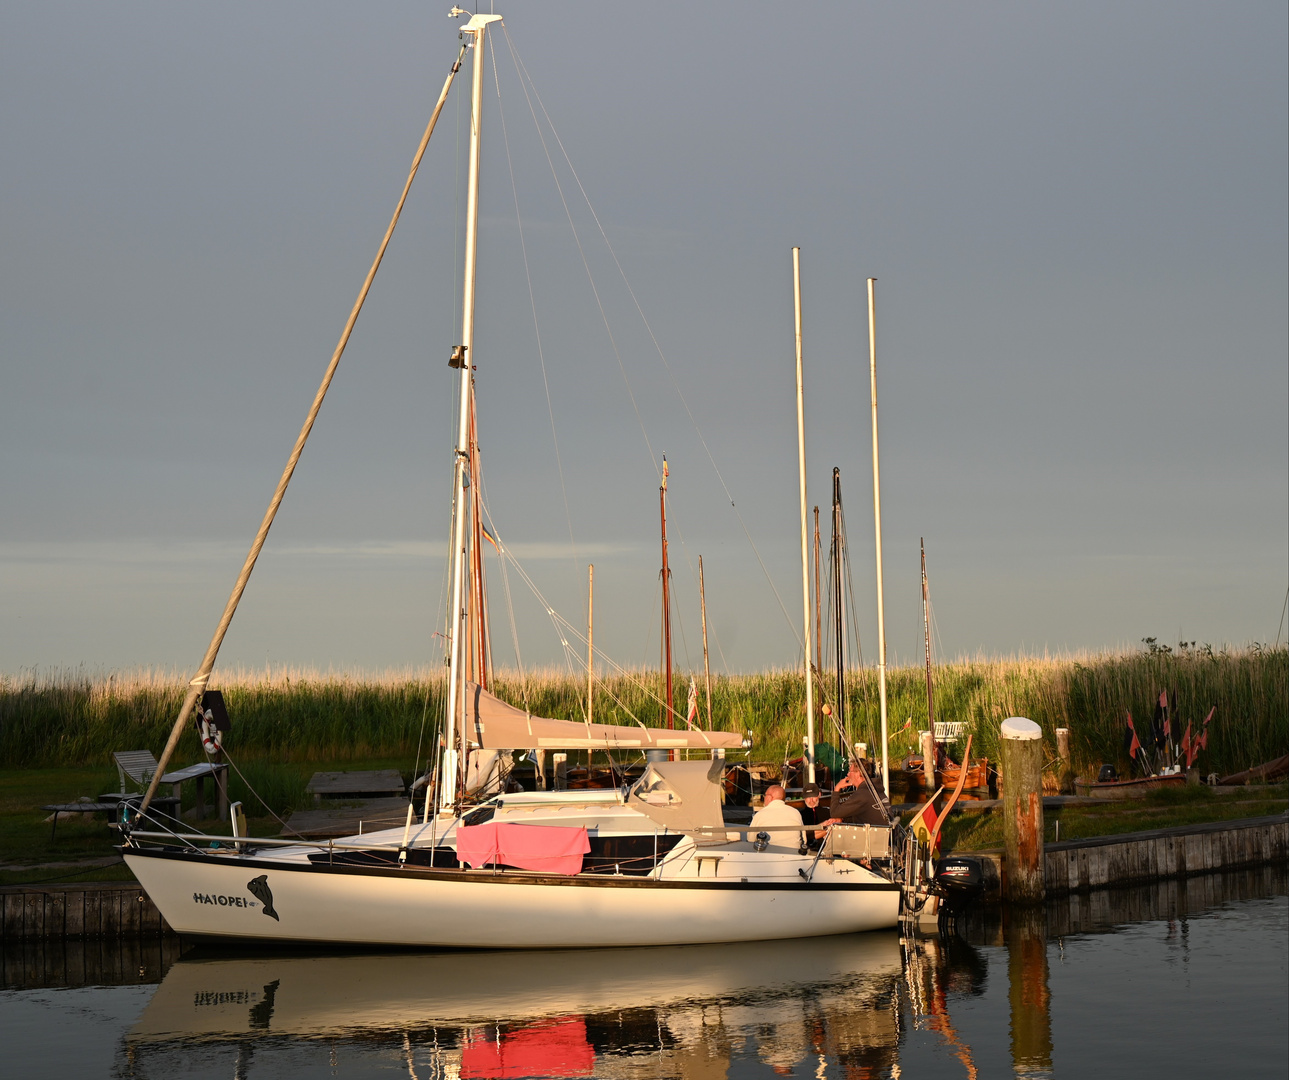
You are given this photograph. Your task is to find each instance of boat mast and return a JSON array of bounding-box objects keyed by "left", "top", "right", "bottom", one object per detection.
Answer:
[
  {"left": 814, "top": 506, "right": 822, "bottom": 678},
  {"left": 868, "top": 277, "right": 890, "bottom": 797},
  {"left": 921, "top": 538, "right": 938, "bottom": 769},
  {"left": 660, "top": 456, "right": 674, "bottom": 740},
  {"left": 832, "top": 467, "right": 846, "bottom": 743},
  {"left": 441, "top": 11, "right": 501, "bottom": 813},
  {"left": 586, "top": 563, "right": 594, "bottom": 726},
  {"left": 793, "top": 248, "right": 816, "bottom": 784},
  {"left": 699, "top": 555, "right": 712, "bottom": 730}
]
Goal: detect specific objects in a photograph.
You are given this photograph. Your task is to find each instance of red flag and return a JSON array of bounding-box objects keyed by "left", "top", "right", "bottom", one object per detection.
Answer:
[
  {"left": 1160, "top": 690, "right": 1171, "bottom": 739},
  {"left": 1198, "top": 705, "right": 1215, "bottom": 755},
  {"left": 1126, "top": 713, "right": 1142, "bottom": 759},
  {"left": 1181, "top": 722, "right": 1194, "bottom": 768}
]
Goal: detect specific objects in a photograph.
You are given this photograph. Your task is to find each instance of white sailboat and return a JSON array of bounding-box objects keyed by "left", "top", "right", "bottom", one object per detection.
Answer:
[{"left": 122, "top": 10, "right": 900, "bottom": 948}]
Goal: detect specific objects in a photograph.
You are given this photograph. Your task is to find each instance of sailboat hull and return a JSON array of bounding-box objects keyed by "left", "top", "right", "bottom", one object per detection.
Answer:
[{"left": 125, "top": 847, "right": 899, "bottom": 948}]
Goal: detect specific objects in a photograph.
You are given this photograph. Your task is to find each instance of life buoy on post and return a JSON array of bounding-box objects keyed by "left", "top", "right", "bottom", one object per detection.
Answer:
[{"left": 199, "top": 710, "right": 223, "bottom": 755}]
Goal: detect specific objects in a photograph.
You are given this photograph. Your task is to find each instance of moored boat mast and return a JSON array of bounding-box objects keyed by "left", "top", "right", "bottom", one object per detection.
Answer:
[
  {"left": 441, "top": 11, "right": 502, "bottom": 813},
  {"left": 921, "top": 539, "right": 938, "bottom": 774},
  {"left": 832, "top": 468, "right": 847, "bottom": 744},
  {"left": 867, "top": 278, "right": 890, "bottom": 797},
  {"left": 660, "top": 457, "right": 675, "bottom": 744},
  {"left": 792, "top": 248, "right": 816, "bottom": 784}
]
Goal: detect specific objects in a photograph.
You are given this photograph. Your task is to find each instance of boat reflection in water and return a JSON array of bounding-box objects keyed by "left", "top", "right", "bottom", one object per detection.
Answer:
[{"left": 127, "top": 933, "right": 908, "bottom": 1078}]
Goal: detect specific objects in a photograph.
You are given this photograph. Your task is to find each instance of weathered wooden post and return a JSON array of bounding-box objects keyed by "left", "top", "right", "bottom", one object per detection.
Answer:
[
  {"left": 1001, "top": 716, "right": 1045, "bottom": 903},
  {"left": 921, "top": 730, "right": 936, "bottom": 785},
  {"left": 1055, "top": 727, "right": 1074, "bottom": 794}
]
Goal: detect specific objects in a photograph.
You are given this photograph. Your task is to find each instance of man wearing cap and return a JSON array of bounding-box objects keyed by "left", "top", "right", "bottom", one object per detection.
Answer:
[{"left": 800, "top": 782, "right": 830, "bottom": 848}]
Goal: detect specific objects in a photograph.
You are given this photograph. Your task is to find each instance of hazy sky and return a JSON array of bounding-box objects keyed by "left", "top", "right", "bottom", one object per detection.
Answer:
[{"left": 2, "top": 2, "right": 1285, "bottom": 676}]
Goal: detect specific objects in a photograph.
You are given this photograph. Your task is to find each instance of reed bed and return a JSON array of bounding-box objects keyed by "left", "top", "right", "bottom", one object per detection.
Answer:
[{"left": 2, "top": 646, "right": 1284, "bottom": 779}]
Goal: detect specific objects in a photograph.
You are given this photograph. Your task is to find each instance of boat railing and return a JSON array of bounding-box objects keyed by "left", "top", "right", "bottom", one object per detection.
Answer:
[{"left": 128, "top": 830, "right": 408, "bottom": 853}]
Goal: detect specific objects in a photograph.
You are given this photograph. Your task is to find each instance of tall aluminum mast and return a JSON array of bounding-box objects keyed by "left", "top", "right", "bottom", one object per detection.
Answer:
[
  {"left": 793, "top": 248, "right": 816, "bottom": 784},
  {"left": 440, "top": 11, "right": 502, "bottom": 814}
]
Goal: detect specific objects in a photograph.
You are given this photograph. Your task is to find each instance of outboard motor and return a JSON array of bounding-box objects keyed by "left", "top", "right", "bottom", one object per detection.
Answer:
[{"left": 934, "top": 856, "right": 984, "bottom": 927}]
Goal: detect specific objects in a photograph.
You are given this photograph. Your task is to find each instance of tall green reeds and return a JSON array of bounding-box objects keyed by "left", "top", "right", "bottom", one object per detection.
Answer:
[{"left": 2, "top": 646, "right": 1284, "bottom": 778}]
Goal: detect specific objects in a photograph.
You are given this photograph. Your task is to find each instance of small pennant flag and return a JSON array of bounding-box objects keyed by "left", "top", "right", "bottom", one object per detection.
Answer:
[
  {"left": 1181, "top": 722, "right": 1195, "bottom": 768},
  {"left": 1160, "top": 690, "right": 1171, "bottom": 740},
  {"left": 1124, "top": 712, "right": 1142, "bottom": 760},
  {"left": 1197, "top": 705, "right": 1216, "bottom": 754}
]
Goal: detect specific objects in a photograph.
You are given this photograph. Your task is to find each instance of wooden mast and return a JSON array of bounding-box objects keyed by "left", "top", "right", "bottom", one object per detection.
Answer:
[
  {"left": 832, "top": 468, "right": 846, "bottom": 743},
  {"left": 921, "top": 538, "right": 938, "bottom": 773},
  {"left": 814, "top": 506, "right": 822, "bottom": 679},
  {"left": 660, "top": 456, "right": 674, "bottom": 739},
  {"left": 699, "top": 555, "right": 712, "bottom": 730},
  {"left": 586, "top": 563, "right": 594, "bottom": 723}
]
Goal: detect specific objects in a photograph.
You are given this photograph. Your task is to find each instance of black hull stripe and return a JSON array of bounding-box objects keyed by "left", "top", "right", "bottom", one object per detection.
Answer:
[{"left": 126, "top": 845, "right": 899, "bottom": 893}]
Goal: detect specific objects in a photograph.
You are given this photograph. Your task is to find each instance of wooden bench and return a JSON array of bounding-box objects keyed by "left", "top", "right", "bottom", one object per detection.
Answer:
[
  {"left": 918, "top": 722, "right": 968, "bottom": 745},
  {"left": 306, "top": 770, "right": 405, "bottom": 806},
  {"left": 41, "top": 795, "right": 180, "bottom": 840},
  {"left": 112, "top": 750, "right": 228, "bottom": 820}
]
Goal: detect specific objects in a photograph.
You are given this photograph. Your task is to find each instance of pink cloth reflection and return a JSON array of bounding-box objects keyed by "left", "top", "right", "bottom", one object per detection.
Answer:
[
  {"left": 456, "top": 821, "right": 590, "bottom": 875},
  {"left": 461, "top": 1016, "right": 595, "bottom": 1078}
]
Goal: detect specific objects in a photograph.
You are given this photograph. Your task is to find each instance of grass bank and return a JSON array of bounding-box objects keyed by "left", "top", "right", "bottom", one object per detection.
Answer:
[{"left": 2, "top": 646, "right": 1283, "bottom": 779}]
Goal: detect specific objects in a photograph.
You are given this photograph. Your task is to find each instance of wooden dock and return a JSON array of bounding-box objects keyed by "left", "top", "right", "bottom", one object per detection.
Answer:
[{"left": 1, "top": 881, "right": 171, "bottom": 942}]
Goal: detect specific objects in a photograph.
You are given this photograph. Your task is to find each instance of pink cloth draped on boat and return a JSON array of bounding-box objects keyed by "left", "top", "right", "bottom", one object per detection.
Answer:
[{"left": 456, "top": 821, "right": 590, "bottom": 875}]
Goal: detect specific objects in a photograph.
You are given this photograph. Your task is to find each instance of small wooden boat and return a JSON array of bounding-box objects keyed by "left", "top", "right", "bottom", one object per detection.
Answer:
[
  {"left": 1074, "top": 773, "right": 1185, "bottom": 799},
  {"left": 901, "top": 757, "right": 989, "bottom": 792}
]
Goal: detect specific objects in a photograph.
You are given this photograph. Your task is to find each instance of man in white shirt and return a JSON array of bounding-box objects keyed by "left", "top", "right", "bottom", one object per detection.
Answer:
[{"left": 749, "top": 784, "right": 805, "bottom": 850}]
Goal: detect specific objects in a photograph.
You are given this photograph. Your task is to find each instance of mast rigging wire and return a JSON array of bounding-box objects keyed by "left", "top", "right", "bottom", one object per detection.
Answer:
[
  {"left": 489, "top": 39, "right": 578, "bottom": 566},
  {"left": 501, "top": 28, "right": 801, "bottom": 650}
]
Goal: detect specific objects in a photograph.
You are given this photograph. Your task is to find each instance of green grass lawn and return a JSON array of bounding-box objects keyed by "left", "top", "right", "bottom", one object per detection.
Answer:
[
  {"left": 934, "top": 782, "right": 1289, "bottom": 853},
  {"left": 0, "top": 756, "right": 420, "bottom": 886}
]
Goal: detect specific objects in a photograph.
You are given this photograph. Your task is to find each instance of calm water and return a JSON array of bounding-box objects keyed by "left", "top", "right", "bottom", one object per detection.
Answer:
[{"left": 3, "top": 868, "right": 1286, "bottom": 1079}]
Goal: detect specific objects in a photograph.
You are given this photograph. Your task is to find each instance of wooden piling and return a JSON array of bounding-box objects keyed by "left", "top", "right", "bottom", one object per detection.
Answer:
[
  {"left": 1001, "top": 716, "right": 1045, "bottom": 903},
  {"left": 1055, "top": 727, "right": 1074, "bottom": 794},
  {"left": 921, "top": 731, "right": 936, "bottom": 784}
]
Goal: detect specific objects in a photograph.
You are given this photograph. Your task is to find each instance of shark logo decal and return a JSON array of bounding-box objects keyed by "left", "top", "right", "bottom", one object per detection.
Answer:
[{"left": 246, "top": 875, "right": 279, "bottom": 921}]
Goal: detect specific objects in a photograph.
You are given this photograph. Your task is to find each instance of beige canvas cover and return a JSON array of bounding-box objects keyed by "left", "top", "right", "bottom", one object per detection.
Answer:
[
  {"left": 626, "top": 758, "right": 726, "bottom": 834},
  {"left": 463, "top": 684, "right": 745, "bottom": 752}
]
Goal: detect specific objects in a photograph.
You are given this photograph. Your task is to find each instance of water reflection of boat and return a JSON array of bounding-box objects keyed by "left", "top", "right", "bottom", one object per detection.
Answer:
[{"left": 127, "top": 935, "right": 902, "bottom": 1077}]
